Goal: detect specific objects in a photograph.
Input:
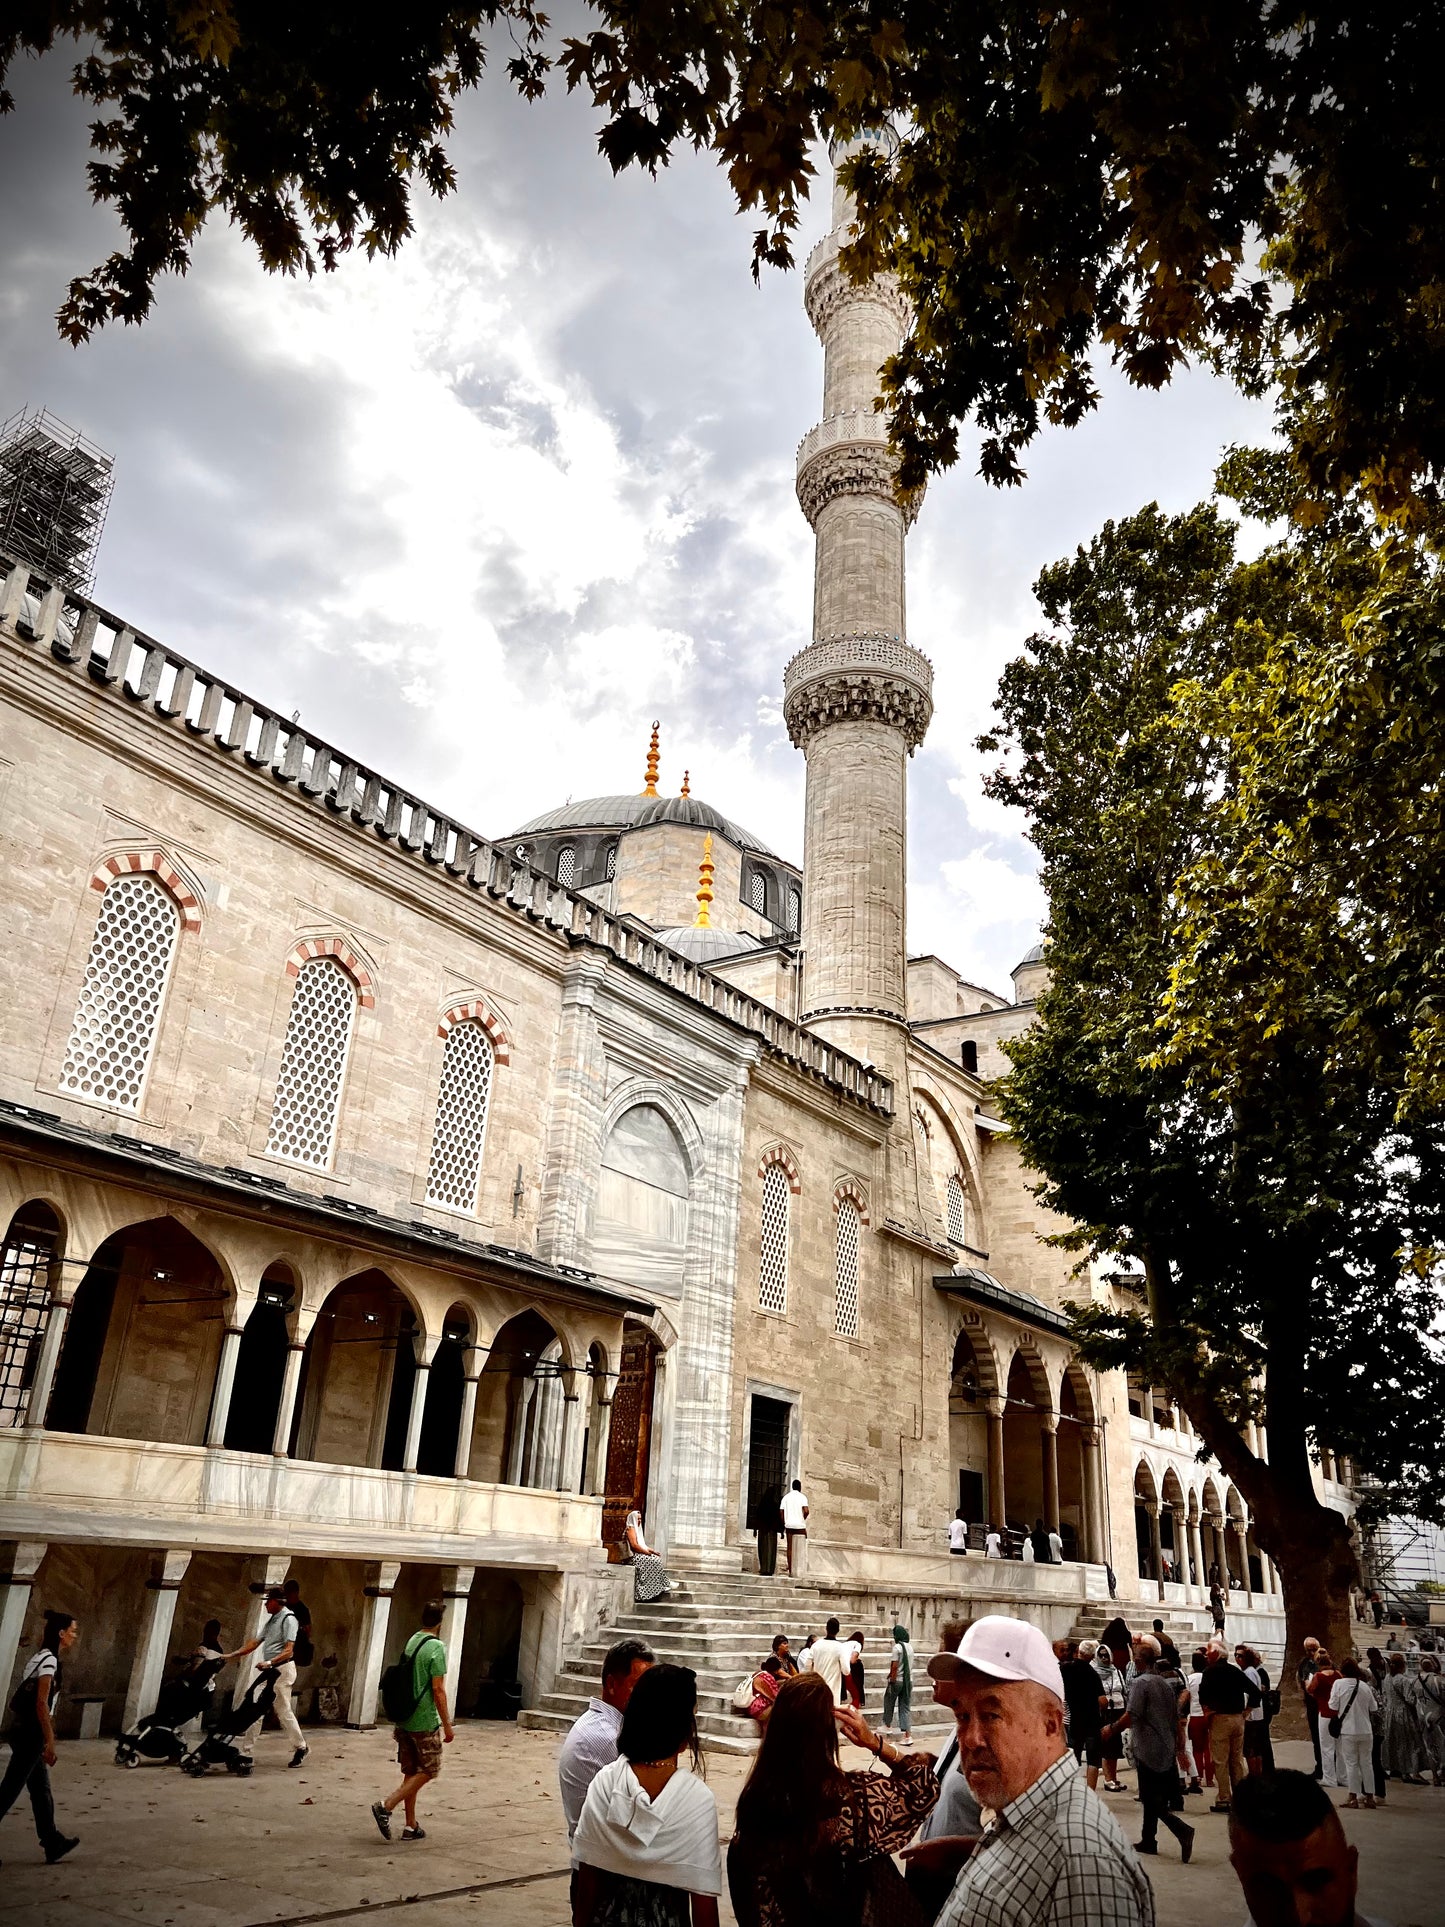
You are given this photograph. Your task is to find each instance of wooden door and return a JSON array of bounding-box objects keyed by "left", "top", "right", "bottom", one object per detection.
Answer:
[{"left": 602, "top": 1330, "right": 655, "bottom": 1555}]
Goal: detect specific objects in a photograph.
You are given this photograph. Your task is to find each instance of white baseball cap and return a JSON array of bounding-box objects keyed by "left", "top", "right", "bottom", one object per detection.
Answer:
[{"left": 926, "top": 1615, "right": 1066, "bottom": 1702}]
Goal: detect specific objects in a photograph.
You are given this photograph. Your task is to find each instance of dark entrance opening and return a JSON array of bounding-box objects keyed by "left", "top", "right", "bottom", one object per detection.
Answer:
[
  {"left": 745, "top": 1396, "right": 789, "bottom": 1576},
  {"left": 958, "top": 1468, "right": 985, "bottom": 1525}
]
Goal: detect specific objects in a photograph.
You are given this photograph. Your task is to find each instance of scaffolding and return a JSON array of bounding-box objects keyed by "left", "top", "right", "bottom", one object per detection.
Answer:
[{"left": 0, "top": 406, "right": 115, "bottom": 594}]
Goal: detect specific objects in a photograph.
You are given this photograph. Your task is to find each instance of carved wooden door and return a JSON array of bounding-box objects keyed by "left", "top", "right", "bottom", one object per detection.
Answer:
[{"left": 602, "top": 1330, "right": 655, "bottom": 1555}]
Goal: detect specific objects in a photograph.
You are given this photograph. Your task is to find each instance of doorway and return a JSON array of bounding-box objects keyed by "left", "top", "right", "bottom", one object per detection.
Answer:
[
  {"left": 602, "top": 1326, "right": 656, "bottom": 1554},
  {"left": 745, "top": 1395, "right": 790, "bottom": 1531}
]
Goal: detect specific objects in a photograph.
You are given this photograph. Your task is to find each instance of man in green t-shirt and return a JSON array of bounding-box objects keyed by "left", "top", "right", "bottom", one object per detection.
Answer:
[{"left": 370, "top": 1601, "right": 453, "bottom": 1842}]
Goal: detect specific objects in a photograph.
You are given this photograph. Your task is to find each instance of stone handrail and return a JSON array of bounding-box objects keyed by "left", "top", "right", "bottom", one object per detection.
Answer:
[
  {"left": 783, "top": 631, "right": 934, "bottom": 700},
  {"left": 795, "top": 409, "right": 889, "bottom": 469},
  {"left": 0, "top": 555, "right": 893, "bottom": 1116}
]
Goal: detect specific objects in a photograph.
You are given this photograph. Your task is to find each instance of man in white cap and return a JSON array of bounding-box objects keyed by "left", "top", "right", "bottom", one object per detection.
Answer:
[{"left": 930, "top": 1615, "right": 1155, "bottom": 1927}]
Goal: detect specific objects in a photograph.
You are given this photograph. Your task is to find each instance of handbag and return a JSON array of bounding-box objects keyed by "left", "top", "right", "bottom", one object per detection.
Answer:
[{"left": 1327, "top": 1681, "right": 1360, "bottom": 1740}]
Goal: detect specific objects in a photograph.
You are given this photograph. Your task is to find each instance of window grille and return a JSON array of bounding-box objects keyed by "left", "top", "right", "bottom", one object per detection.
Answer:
[
  {"left": 0, "top": 1228, "right": 54, "bottom": 1428},
  {"left": 787, "top": 888, "right": 801, "bottom": 933},
  {"left": 425, "top": 1020, "right": 495, "bottom": 1212},
  {"left": 556, "top": 846, "right": 578, "bottom": 889},
  {"left": 834, "top": 1199, "right": 860, "bottom": 1338},
  {"left": 758, "top": 1163, "right": 790, "bottom": 1314},
  {"left": 604, "top": 842, "right": 618, "bottom": 881},
  {"left": 265, "top": 957, "right": 357, "bottom": 1168},
  {"left": 59, "top": 872, "right": 180, "bottom": 1112},
  {"left": 947, "top": 1173, "right": 966, "bottom": 1246},
  {"left": 747, "top": 871, "right": 766, "bottom": 915}
]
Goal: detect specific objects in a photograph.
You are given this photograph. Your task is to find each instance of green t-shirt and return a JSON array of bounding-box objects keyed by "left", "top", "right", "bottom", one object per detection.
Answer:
[{"left": 397, "top": 1632, "right": 447, "bottom": 1733}]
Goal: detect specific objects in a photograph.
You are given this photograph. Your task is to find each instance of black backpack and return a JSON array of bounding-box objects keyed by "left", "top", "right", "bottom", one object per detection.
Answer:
[{"left": 379, "top": 1633, "right": 437, "bottom": 1725}]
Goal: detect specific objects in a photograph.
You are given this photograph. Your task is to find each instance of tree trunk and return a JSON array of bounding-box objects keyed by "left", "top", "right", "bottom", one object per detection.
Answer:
[{"left": 1268, "top": 1506, "right": 1358, "bottom": 1740}]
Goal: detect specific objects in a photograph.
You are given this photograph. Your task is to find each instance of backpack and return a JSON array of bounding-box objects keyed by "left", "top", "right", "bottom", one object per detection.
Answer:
[
  {"left": 380, "top": 1633, "right": 439, "bottom": 1726},
  {"left": 731, "top": 1674, "right": 757, "bottom": 1714},
  {"left": 293, "top": 1629, "right": 315, "bottom": 1668}
]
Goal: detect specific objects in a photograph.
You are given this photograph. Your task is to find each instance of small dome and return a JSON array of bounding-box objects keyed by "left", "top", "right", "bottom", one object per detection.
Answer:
[
  {"left": 1015, "top": 941, "right": 1045, "bottom": 968},
  {"left": 652, "top": 926, "right": 762, "bottom": 965},
  {"left": 504, "top": 793, "right": 778, "bottom": 857}
]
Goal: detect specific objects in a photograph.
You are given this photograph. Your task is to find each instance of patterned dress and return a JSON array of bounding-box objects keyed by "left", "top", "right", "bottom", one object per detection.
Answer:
[
  {"left": 1380, "top": 1669, "right": 1426, "bottom": 1778},
  {"left": 625, "top": 1511, "right": 672, "bottom": 1603},
  {"left": 1412, "top": 1669, "right": 1445, "bottom": 1776},
  {"left": 727, "top": 1750, "right": 940, "bottom": 1927}
]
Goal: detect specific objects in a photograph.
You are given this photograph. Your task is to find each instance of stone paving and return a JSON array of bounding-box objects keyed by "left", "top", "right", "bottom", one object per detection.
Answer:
[{"left": 1, "top": 1728, "right": 1440, "bottom": 1927}]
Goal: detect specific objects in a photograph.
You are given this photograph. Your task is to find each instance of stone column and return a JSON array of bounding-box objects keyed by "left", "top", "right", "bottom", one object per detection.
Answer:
[
  {"left": 454, "top": 1365, "right": 481, "bottom": 1481},
  {"left": 1167, "top": 1507, "right": 1187, "bottom": 1585},
  {"left": 1188, "top": 1514, "right": 1206, "bottom": 1591},
  {"left": 402, "top": 1359, "right": 431, "bottom": 1474},
  {"left": 0, "top": 1541, "right": 47, "bottom": 1704},
  {"left": 986, "top": 1400, "right": 1007, "bottom": 1533},
  {"left": 1079, "top": 1428, "right": 1100, "bottom": 1563},
  {"left": 346, "top": 1560, "right": 402, "bottom": 1728},
  {"left": 506, "top": 1378, "right": 531, "bottom": 1485},
  {"left": 123, "top": 1549, "right": 192, "bottom": 1731},
  {"left": 239, "top": 1553, "right": 293, "bottom": 1694},
  {"left": 557, "top": 1393, "right": 582, "bottom": 1495},
  {"left": 439, "top": 1565, "right": 475, "bottom": 1717},
  {"left": 1146, "top": 1501, "right": 1164, "bottom": 1586},
  {"left": 1234, "top": 1524, "right": 1254, "bottom": 1603},
  {"left": 272, "top": 1321, "right": 312, "bottom": 1457},
  {"left": 1041, "top": 1419, "right": 1061, "bottom": 1539},
  {"left": 23, "top": 1297, "right": 72, "bottom": 1428},
  {"left": 206, "top": 1322, "right": 246, "bottom": 1447},
  {"left": 589, "top": 1392, "right": 613, "bottom": 1498}
]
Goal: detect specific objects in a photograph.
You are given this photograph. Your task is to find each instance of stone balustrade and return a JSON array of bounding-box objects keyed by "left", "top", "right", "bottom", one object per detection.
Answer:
[{"left": 0, "top": 555, "right": 892, "bottom": 1117}]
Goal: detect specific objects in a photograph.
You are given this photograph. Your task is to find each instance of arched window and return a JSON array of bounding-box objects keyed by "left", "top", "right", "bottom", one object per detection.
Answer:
[
  {"left": 946, "top": 1173, "right": 966, "bottom": 1246},
  {"left": 425, "top": 1020, "right": 495, "bottom": 1212},
  {"left": 265, "top": 957, "right": 357, "bottom": 1168},
  {"left": 758, "top": 1163, "right": 790, "bottom": 1314},
  {"left": 556, "top": 846, "right": 578, "bottom": 889},
  {"left": 747, "top": 871, "right": 766, "bottom": 915},
  {"left": 60, "top": 872, "right": 181, "bottom": 1112},
  {"left": 604, "top": 842, "right": 618, "bottom": 881},
  {"left": 786, "top": 887, "right": 801, "bottom": 933},
  {"left": 834, "top": 1198, "right": 860, "bottom": 1338}
]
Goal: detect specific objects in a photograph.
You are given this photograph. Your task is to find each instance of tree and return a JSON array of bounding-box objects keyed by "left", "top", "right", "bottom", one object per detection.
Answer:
[
  {"left": 7, "top": 5, "right": 1444, "bottom": 517},
  {"left": 979, "top": 487, "right": 1445, "bottom": 1676}
]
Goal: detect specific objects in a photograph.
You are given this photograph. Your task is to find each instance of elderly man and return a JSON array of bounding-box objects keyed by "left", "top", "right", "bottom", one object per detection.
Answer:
[
  {"left": 1101, "top": 1640, "right": 1194, "bottom": 1863},
  {"left": 1197, "top": 1640, "right": 1261, "bottom": 1812},
  {"left": 1228, "top": 1769, "right": 1392, "bottom": 1927},
  {"left": 931, "top": 1615, "right": 1154, "bottom": 1927},
  {"left": 556, "top": 1637, "right": 654, "bottom": 1840}
]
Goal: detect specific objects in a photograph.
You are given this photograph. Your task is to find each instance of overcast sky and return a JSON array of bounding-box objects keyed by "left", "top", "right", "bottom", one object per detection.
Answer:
[{"left": 1, "top": 37, "right": 1272, "bottom": 995}]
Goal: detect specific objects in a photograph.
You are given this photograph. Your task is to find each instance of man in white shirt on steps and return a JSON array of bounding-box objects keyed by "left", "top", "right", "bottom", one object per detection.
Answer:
[
  {"left": 780, "top": 1480, "right": 809, "bottom": 1576},
  {"left": 809, "top": 1618, "right": 852, "bottom": 1705}
]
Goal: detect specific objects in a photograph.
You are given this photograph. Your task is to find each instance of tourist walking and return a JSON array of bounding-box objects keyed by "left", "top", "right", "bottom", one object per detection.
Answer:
[
  {"left": 780, "top": 1481, "right": 809, "bottom": 1577},
  {"left": 1048, "top": 1525, "right": 1064, "bottom": 1564},
  {"left": 1297, "top": 1636, "right": 1323, "bottom": 1777},
  {"left": 1236, "top": 1645, "right": 1276, "bottom": 1774},
  {"left": 1326, "top": 1660, "right": 1378, "bottom": 1810},
  {"left": 754, "top": 1483, "right": 780, "bottom": 1578},
  {"left": 0, "top": 1609, "right": 80, "bottom": 1867},
  {"left": 948, "top": 1508, "right": 969, "bottom": 1555},
  {"left": 726, "top": 1673, "right": 938, "bottom": 1927},
  {"left": 929, "top": 1617, "right": 1154, "bottom": 1927},
  {"left": 845, "top": 1632, "right": 866, "bottom": 1711},
  {"left": 1304, "top": 1650, "right": 1342, "bottom": 1787},
  {"left": 572, "top": 1664, "right": 722, "bottom": 1927},
  {"left": 1197, "top": 1640, "right": 1259, "bottom": 1811},
  {"left": 1227, "top": 1771, "right": 1393, "bottom": 1927},
  {"left": 1183, "top": 1648, "right": 1211, "bottom": 1793},
  {"left": 1209, "top": 1581, "right": 1227, "bottom": 1636},
  {"left": 1380, "top": 1654, "right": 1428, "bottom": 1784},
  {"left": 882, "top": 1624, "right": 913, "bottom": 1742},
  {"left": 984, "top": 1524, "right": 1003, "bottom": 1558},
  {"left": 1093, "top": 1635, "right": 1129, "bottom": 1792},
  {"left": 1103, "top": 1646, "right": 1194, "bottom": 1863},
  {"left": 557, "top": 1638, "right": 655, "bottom": 1840},
  {"left": 1058, "top": 1640, "right": 1105, "bottom": 1789},
  {"left": 1417, "top": 1653, "right": 1445, "bottom": 1785},
  {"left": 227, "top": 1585, "right": 307, "bottom": 1768},
  {"left": 370, "top": 1600, "right": 452, "bottom": 1843},
  {"left": 623, "top": 1510, "right": 674, "bottom": 1603},
  {"left": 807, "top": 1619, "right": 851, "bottom": 1706}
]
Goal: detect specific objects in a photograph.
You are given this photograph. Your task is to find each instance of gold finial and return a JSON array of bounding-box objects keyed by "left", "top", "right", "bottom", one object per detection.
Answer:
[
  {"left": 642, "top": 721, "right": 660, "bottom": 797},
  {"left": 681, "top": 768, "right": 690, "bottom": 798},
  {"left": 694, "top": 833, "right": 715, "bottom": 928}
]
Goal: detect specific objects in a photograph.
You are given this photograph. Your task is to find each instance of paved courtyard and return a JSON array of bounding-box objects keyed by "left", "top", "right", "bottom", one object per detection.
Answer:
[{"left": 1, "top": 1727, "right": 1440, "bottom": 1927}]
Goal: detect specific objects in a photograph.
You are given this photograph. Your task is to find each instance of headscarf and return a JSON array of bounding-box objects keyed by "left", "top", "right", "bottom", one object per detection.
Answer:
[{"left": 892, "top": 1625, "right": 911, "bottom": 1696}]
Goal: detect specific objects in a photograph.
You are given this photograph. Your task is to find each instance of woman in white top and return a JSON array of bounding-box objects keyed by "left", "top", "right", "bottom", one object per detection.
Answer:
[
  {"left": 0, "top": 1609, "right": 80, "bottom": 1862},
  {"left": 1327, "top": 1660, "right": 1380, "bottom": 1808},
  {"left": 573, "top": 1663, "right": 721, "bottom": 1926}
]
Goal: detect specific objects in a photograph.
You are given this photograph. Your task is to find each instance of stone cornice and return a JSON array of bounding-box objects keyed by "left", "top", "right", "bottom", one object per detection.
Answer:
[
  {"left": 782, "top": 633, "right": 934, "bottom": 751},
  {"left": 796, "top": 439, "right": 918, "bottom": 530},
  {"left": 803, "top": 231, "right": 912, "bottom": 340}
]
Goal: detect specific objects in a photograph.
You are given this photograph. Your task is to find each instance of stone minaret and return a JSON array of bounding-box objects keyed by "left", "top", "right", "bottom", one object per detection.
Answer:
[{"left": 784, "top": 139, "right": 933, "bottom": 1081}]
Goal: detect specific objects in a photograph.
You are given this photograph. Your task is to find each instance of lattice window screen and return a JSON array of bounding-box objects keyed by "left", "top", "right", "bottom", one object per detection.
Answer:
[
  {"left": 59, "top": 873, "right": 180, "bottom": 1112},
  {"left": 758, "top": 1164, "right": 790, "bottom": 1314},
  {"left": 747, "top": 872, "right": 766, "bottom": 914},
  {"left": 0, "top": 1230, "right": 53, "bottom": 1428},
  {"left": 265, "top": 957, "right": 357, "bottom": 1168},
  {"left": 787, "top": 888, "right": 801, "bottom": 933},
  {"left": 947, "top": 1174, "right": 967, "bottom": 1246},
  {"left": 604, "top": 843, "right": 618, "bottom": 881},
  {"left": 556, "top": 847, "right": 578, "bottom": 889},
  {"left": 425, "top": 1021, "right": 495, "bottom": 1212},
  {"left": 834, "top": 1199, "right": 860, "bottom": 1338}
]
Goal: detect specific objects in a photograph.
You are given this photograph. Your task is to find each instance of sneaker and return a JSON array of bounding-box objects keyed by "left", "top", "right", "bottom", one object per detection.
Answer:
[
  {"left": 289, "top": 1746, "right": 310, "bottom": 1768},
  {"left": 401, "top": 1826, "right": 426, "bottom": 1841},
  {"left": 371, "top": 1801, "right": 393, "bottom": 1841},
  {"left": 45, "top": 1837, "right": 80, "bottom": 1865},
  {"left": 1179, "top": 1825, "right": 1195, "bottom": 1864}
]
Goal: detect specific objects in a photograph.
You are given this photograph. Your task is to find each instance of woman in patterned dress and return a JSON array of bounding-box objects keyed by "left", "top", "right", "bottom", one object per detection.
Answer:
[
  {"left": 624, "top": 1510, "right": 674, "bottom": 1604},
  {"left": 1379, "top": 1655, "right": 1428, "bottom": 1784},
  {"left": 727, "top": 1672, "right": 939, "bottom": 1927}
]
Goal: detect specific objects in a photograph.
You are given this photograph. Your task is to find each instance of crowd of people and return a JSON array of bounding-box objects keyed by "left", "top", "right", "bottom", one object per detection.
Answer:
[
  {"left": 1298, "top": 1637, "right": 1445, "bottom": 1804},
  {"left": 554, "top": 1607, "right": 1423, "bottom": 1927}
]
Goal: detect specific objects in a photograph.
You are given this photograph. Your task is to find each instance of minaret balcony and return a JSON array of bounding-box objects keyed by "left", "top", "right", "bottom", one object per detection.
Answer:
[
  {"left": 796, "top": 410, "right": 922, "bottom": 529},
  {"left": 803, "top": 228, "right": 913, "bottom": 339},
  {"left": 782, "top": 633, "right": 934, "bottom": 751}
]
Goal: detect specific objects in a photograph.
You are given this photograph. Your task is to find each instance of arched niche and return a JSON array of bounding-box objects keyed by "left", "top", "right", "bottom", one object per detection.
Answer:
[
  {"left": 1056, "top": 1364, "right": 1095, "bottom": 1561},
  {"left": 1134, "top": 1459, "right": 1160, "bottom": 1579},
  {"left": 947, "top": 1326, "right": 996, "bottom": 1528},
  {"left": 416, "top": 1303, "right": 471, "bottom": 1479},
  {"left": 47, "top": 1217, "right": 228, "bottom": 1445},
  {"left": 290, "top": 1269, "right": 418, "bottom": 1470},
  {"left": 581, "top": 1341, "right": 610, "bottom": 1496},
  {"left": 591, "top": 1103, "right": 690, "bottom": 1297},
  {"left": 223, "top": 1264, "right": 297, "bottom": 1454},
  {"left": 1001, "top": 1348, "right": 1049, "bottom": 1538},
  {"left": 469, "top": 1308, "right": 566, "bottom": 1488},
  {"left": 1160, "top": 1466, "right": 1187, "bottom": 1579},
  {"left": 0, "top": 1201, "right": 63, "bottom": 1428}
]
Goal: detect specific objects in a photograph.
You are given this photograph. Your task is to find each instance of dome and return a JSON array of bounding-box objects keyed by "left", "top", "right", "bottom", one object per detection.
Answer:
[
  {"left": 505, "top": 793, "right": 779, "bottom": 858},
  {"left": 1015, "top": 941, "right": 1045, "bottom": 967},
  {"left": 652, "top": 926, "right": 762, "bottom": 965}
]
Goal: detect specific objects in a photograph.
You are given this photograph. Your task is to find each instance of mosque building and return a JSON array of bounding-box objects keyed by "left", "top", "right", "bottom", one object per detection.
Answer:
[{"left": 0, "top": 144, "right": 1321, "bottom": 1736}]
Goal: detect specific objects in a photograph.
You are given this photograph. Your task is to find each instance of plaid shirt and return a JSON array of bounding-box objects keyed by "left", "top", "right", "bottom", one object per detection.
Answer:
[{"left": 936, "top": 1751, "right": 1154, "bottom": 1927}]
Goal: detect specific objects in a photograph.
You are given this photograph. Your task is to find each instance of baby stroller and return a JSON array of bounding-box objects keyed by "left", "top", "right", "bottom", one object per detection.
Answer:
[
  {"left": 180, "top": 1666, "right": 278, "bottom": 1776},
  {"left": 115, "top": 1655, "right": 226, "bottom": 1767}
]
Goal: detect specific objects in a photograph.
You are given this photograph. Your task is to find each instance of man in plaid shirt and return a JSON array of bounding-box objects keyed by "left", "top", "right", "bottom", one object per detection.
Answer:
[{"left": 931, "top": 1617, "right": 1155, "bottom": 1927}]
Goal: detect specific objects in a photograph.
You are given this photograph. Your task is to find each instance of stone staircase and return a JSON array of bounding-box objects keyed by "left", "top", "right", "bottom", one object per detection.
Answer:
[
  {"left": 519, "top": 1569, "right": 958, "bottom": 1756},
  {"left": 1067, "top": 1600, "right": 1211, "bottom": 1655}
]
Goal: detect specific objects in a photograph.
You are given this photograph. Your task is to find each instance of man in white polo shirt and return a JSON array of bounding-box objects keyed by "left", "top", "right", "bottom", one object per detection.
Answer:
[{"left": 780, "top": 1479, "right": 809, "bottom": 1576}]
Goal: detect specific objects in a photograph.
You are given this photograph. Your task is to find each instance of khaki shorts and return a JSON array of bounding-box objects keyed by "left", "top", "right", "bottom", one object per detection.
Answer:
[{"left": 395, "top": 1725, "right": 443, "bottom": 1778}]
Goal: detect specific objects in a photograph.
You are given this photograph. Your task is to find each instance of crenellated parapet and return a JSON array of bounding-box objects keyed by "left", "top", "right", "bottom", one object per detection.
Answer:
[{"left": 782, "top": 633, "right": 934, "bottom": 752}]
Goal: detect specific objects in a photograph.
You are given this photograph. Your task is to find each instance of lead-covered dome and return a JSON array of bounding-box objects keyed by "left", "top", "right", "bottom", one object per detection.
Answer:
[{"left": 506, "top": 793, "right": 778, "bottom": 858}]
